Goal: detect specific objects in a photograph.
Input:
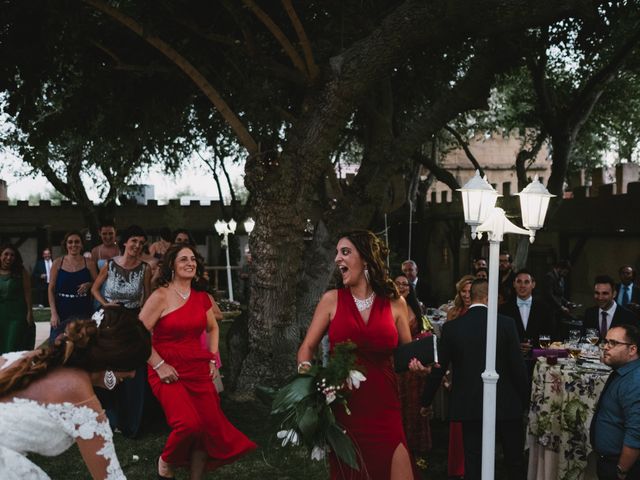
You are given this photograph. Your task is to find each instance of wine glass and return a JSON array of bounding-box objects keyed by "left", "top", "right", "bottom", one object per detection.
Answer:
[
  {"left": 568, "top": 340, "right": 582, "bottom": 359},
  {"left": 585, "top": 328, "right": 600, "bottom": 354},
  {"left": 568, "top": 329, "right": 581, "bottom": 342},
  {"left": 539, "top": 334, "right": 551, "bottom": 349}
]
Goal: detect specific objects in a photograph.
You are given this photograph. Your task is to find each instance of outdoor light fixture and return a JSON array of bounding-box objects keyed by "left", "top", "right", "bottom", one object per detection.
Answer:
[
  {"left": 243, "top": 217, "right": 255, "bottom": 235},
  {"left": 459, "top": 171, "right": 554, "bottom": 480},
  {"left": 215, "top": 219, "right": 237, "bottom": 301},
  {"left": 456, "top": 171, "right": 500, "bottom": 240}
]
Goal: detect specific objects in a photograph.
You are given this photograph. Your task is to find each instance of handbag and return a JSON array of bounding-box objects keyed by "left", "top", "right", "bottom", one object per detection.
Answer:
[{"left": 393, "top": 334, "right": 438, "bottom": 373}]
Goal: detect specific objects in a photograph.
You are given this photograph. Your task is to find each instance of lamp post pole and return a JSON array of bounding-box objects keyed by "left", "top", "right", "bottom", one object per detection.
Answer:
[
  {"left": 458, "top": 172, "right": 554, "bottom": 480},
  {"left": 215, "top": 219, "right": 237, "bottom": 301}
]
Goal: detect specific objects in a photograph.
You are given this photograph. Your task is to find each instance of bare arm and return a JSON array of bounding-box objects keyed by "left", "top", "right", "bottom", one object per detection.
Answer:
[
  {"left": 90, "top": 263, "right": 115, "bottom": 307},
  {"left": 297, "top": 290, "right": 337, "bottom": 366},
  {"left": 391, "top": 296, "right": 412, "bottom": 345},
  {"left": 48, "top": 259, "right": 61, "bottom": 326},
  {"left": 206, "top": 299, "right": 221, "bottom": 379},
  {"left": 208, "top": 294, "right": 224, "bottom": 321},
  {"left": 138, "top": 288, "right": 179, "bottom": 383}
]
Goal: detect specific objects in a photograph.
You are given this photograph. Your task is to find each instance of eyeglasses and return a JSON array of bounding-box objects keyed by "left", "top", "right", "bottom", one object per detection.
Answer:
[{"left": 601, "top": 339, "right": 636, "bottom": 348}]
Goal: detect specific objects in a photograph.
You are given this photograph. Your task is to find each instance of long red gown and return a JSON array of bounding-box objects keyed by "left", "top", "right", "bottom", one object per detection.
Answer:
[
  {"left": 148, "top": 290, "right": 256, "bottom": 470},
  {"left": 328, "top": 288, "right": 417, "bottom": 480}
]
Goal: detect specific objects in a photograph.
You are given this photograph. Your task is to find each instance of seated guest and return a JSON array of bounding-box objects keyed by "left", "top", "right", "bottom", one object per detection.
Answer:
[
  {"left": 499, "top": 269, "right": 556, "bottom": 350},
  {"left": 475, "top": 268, "right": 488, "bottom": 281},
  {"left": 421, "top": 279, "right": 528, "bottom": 480},
  {"left": 617, "top": 265, "right": 640, "bottom": 318},
  {"left": 583, "top": 275, "right": 638, "bottom": 337},
  {"left": 590, "top": 324, "right": 640, "bottom": 480},
  {"left": 402, "top": 259, "right": 432, "bottom": 308}
]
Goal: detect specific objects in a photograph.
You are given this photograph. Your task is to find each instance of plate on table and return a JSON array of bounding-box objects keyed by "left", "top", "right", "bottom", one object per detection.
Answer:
[{"left": 577, "top": 361, "right": 611, "bottom": 373}]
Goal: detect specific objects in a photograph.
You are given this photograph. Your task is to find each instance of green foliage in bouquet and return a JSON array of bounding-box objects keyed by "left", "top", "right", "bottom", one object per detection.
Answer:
[{"left": 266, "top": 341, "right": 366, "bottom": 470}]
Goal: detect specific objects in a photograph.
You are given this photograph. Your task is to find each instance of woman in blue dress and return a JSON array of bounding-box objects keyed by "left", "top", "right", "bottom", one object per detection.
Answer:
[{"left": 48, "top": 231, "right": 97, "bottom": 343}]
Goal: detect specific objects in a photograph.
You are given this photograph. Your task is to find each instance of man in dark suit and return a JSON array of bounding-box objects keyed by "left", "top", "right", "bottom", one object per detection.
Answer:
[
  {"left": 421, "top": 279, "right": 529, "bottom": 480},
  {"left": 500, "top": 269, "right": 556, "bottom": 347},
  {"left": 583, "top": 275, "right": 638, "bottom": 337},
  {"left": 401, "top": 259, "right": 433, "bottom": 308},
  {"left": 498, "top": 251, "right": 516, "bottom": 304},
  {"left": 31, "top": 247, "right": 53, "bottom": 307},
  {"left": 617, "top": 265, "right": 640, "bottom": 318}
]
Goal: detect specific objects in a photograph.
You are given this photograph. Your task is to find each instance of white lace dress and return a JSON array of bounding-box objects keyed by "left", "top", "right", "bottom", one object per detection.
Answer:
[{"left": 0, "top": 352, "right": 126, "bottom": 479}]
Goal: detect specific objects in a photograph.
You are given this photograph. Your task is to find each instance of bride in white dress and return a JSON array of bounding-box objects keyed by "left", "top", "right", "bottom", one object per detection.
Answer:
[{"left": 0, "top": 308, "right": 151, "bottom": 479}]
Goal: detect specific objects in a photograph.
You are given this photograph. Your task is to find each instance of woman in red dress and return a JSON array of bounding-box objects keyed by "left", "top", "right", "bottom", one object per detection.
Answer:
[
  {"left": 139, "top": 244, "right": 256, "bottom": 479},
  {"left": 297, "top": 230, "right": 424, "bottom": 480}
]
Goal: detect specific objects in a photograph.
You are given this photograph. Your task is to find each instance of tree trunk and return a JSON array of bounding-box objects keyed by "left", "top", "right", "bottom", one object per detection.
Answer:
[{"left": 546, "top": 132, "right": 574, "bottom": 196}]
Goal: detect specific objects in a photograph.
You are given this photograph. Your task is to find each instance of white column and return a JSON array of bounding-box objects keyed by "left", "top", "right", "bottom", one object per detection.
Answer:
[
  {"left": 224, "top": 234, "right": 234, "bottom": 302},
  {"left": 481, "top": 239, "right": 501, "bottom": 480}
]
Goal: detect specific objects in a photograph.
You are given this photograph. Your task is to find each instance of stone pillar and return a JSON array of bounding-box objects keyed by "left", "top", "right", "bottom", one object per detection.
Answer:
[{"left": 616, "top": 163, "right": 640, "bottom": 194}]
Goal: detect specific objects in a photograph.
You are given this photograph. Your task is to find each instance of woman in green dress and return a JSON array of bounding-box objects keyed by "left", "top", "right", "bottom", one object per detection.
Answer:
[{"left": 0, "top": 244, "right": 33, "bottom": 354}]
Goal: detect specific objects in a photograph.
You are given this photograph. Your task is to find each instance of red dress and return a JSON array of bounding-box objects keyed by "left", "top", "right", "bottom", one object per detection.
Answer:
[
  {"left": 148, "top": 290, "right": 256, "bottom": 469},
  {"left": 328, "top": 288, "right": 417, "bottom": 479}
]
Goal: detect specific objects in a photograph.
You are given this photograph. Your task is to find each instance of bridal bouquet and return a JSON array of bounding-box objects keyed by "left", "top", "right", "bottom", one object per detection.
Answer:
[{"left": 267, "top": 341, "right": 366, "bottom": 470}]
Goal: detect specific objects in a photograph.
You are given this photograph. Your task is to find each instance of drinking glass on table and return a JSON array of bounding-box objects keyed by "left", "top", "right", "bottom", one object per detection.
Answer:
[
  {"left": 568, "top": 340, "right": 582, "bottom": 359},
  {"left": 539, "top": 334, "right": 551, "bottom": 349},
  {"left": 568, "top": 329, "right": 581, "bottom": 342},
  {"left": 585, "top": 328, "right": 600, "bottom": 354}
]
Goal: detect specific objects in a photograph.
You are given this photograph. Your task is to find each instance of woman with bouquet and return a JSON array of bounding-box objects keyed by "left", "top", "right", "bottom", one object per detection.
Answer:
[{"left": 297, "top": 230, "right": 422, "bottom": 479}]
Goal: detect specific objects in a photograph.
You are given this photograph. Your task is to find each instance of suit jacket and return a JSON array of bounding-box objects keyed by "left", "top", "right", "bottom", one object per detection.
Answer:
[
  {"left": 582, "top": 304, "right": 638, "bottom": 334},
  {"left": 617, "top": 283, "right": 640, "bottom": 306},
  {"left": 421, "top": 306, "right": 529, "bottom": 421},
  {"left": 499, "top": 297, "right": 556, "bottom": 343},
  {"left": 413, "top": 277, "right": 434, "bottom": 308},
  {"left": 32, "top": 259, "right": 49, "bottom": 286}
]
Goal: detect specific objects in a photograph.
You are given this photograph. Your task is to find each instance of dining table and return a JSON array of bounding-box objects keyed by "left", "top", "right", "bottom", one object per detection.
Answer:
[{"left": 527, "top": 354, "right": 611, "bottom": 480}]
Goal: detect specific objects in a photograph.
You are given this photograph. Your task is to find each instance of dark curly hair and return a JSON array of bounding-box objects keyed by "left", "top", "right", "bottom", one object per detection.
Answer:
[
  {"left": 337, "top": 230, "right": 399, "bottom": 299},
  {"left": 157, "top": 243, "right": 208, "bottom": 291},
  {"left": 0, "top": 308, "right": 151, "bottom": 396},
  {"left": 0, "top": 243, "right": 24, "bottom": 278}
]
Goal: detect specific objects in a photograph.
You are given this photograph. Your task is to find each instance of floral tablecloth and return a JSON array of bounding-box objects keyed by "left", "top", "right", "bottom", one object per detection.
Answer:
[{"left": 527, "top": 358, "right": 610, "bottom": 480}]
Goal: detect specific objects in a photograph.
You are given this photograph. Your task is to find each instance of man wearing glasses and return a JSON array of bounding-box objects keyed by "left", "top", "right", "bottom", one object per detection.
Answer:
[{"left": 591, "top": 325, "right": 640, "bottom": 479}]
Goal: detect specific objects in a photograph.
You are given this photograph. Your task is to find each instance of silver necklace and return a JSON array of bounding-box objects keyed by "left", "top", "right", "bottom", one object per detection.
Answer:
[
  {"left": 352, "top": 291, "right": 375, "bottom": 312},
  {"left": 173, "top": 287, "right": 190, "bottom": 300}
]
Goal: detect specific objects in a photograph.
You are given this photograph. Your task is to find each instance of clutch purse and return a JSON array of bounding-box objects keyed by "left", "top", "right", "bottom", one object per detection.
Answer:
[{"left": 393, "top": 334, "right": 438, "bottom": 373}]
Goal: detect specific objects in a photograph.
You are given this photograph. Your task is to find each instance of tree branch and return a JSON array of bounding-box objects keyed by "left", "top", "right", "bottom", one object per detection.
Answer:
[
  {"left": 241, "top": 0, "right": 307, "bottom": 75},
  {"left": 413, "top": 152, "right": 460, "bottom": 190},
  {"left": 515, "top": 130, "right": 547, "bottom": 190},
  {"left": 196, "top": 151, "right": 228, "bottom": 218},
  {"left": 444, "top": 125, "right": 484, "bottom": 176},
  {"left": 281, "top": 0, "right": 318, "bottom": 79},
  {"left": 83, "top": 0, "right": 258, "bottom": 154}
]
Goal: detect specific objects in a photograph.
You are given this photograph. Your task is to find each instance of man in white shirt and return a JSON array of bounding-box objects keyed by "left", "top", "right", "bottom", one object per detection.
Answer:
[
  {"left": 32, "top": 248, "right": 53, "bottom": 307},
  {"left": 582, "top": 275, "right": 638, "bottom": 336}
]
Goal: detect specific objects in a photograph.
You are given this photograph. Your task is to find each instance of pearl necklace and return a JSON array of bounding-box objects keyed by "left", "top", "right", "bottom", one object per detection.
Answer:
[
  {"left": 173, "top": 287, "right": 190, "bottom": 300},
  {"left": 352, "top": 291, "right": 375, "bottom": 312}
]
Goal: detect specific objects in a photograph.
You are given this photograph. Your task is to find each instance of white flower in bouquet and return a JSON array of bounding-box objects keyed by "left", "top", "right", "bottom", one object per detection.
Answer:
[
  {"left": 324, "top": 388, "right": 337, "bottom": 405},
  {"left": 276, "top": 429, "right": 300, "bottom": 447},
  {"left": 346, "top": 370, "right": 366, "bottom": 390},
  {"left": 310, "top": 445, "right": 326, "bottom": 461}
]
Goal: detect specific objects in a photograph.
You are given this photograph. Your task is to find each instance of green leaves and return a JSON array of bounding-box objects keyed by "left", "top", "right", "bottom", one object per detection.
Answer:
[
  {"left": 326, "top": 423, "right": 359, "bottom": 470},
  {"left": 271, "top": 375, "right": 314, "bottom": 414}
]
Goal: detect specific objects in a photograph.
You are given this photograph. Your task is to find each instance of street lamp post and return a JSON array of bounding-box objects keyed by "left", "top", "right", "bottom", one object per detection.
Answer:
[
  {"left": 457, "top": 171, "right": 554, "bottom": 480},
  {"left": 214, "top": 218, "right": 237, "bottom": 301}
]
